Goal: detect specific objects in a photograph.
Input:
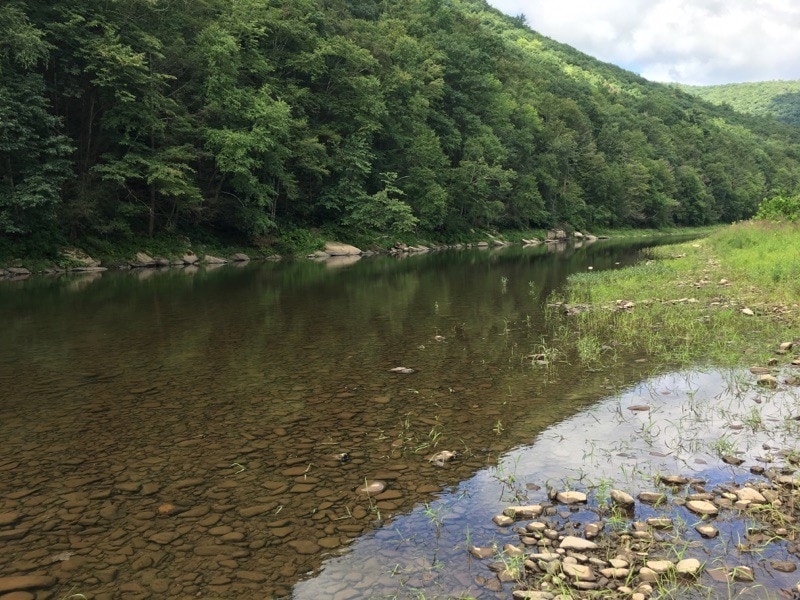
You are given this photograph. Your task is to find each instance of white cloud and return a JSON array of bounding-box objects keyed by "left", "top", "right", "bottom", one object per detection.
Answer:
[{"left": 487, "top": 0, "right": 800, "bottom": 85}]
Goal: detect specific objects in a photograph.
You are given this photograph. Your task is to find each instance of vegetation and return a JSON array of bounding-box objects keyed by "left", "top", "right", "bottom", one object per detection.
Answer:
[
  {"left": 678, "top": 80, "right": 800, "bottom": 127},
  {"left": 4, "top": 0, "right": 800, "bottom": 260},
  {"left": 551, "top": 218, "right": 800, "bottom": 369},
  {"left": 754, "top": 193, "right": 800, "bottom": 222}
]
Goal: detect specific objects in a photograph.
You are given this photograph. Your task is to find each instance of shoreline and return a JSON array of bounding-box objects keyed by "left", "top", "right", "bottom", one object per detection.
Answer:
[{"left": 0, "top": 226, "right": 718, "bottom": 281}]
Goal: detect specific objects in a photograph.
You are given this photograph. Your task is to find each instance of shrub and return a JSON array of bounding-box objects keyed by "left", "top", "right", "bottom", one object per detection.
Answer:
[{"left": 754, "top": 194, "right": 800, "bottom": 222}]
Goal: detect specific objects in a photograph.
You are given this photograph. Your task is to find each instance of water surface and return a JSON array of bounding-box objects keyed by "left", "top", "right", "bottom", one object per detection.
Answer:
[{"left": 1, "top": 238, "right": 709, "bottom": 599}]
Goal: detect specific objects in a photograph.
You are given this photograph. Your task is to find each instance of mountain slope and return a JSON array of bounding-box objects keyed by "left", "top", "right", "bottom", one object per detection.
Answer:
[
  {"left": 678, "top": 80, "right": 800, "bottom": 127},
  {"left": 3, "top": 0, "right": 800, "bottom": 256}
]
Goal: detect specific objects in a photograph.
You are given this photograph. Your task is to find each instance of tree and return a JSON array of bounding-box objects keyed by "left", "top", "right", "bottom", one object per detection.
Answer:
[{"left": 0, "top": 3, "right": 71, "bottom": 240}]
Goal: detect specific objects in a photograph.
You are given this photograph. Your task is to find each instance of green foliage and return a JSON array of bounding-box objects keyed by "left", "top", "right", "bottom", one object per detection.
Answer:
[
  {"left": 343, "top": 172, "right": 419, "bottom": 235},
  {"left": 754, "top": 194, "right": 800, "bottom": 222},
  {"left": 5, "top": 0, "right": 800, "bottom": 255},
  {"left": 679, "top": 80, "right": 800, "bottom": 127}
]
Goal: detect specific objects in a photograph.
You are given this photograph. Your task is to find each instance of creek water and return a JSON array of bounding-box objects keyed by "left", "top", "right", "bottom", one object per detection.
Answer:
[{"left": 3, "top": 237, "right": 791, "bottom": 600}]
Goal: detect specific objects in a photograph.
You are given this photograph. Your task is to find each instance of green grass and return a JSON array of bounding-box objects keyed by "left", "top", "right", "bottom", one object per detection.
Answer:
[{"left": 550, "top": 221, "right": 800, "bottom": 368}]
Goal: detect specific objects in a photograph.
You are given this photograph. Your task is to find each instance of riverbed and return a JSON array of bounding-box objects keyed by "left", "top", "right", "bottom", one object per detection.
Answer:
[{"left": 4, "top": 237, "right": 795, "bottom": 600}]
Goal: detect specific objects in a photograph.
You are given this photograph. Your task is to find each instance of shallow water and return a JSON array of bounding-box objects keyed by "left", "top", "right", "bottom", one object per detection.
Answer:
[
  {"left": 294, "top": 368, "right": 800, "bottom": 599},
  {"left": 4, "top": 237, "right": 779, "bottom": 600}
]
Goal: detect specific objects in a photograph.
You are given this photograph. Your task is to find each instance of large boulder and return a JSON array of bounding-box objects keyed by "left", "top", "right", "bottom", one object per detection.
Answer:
[
  {"left": 203, "top": 255, "right": 228, "bottom": 264},
  {"left": 62, "top": 248, "right": 101, "bottom": 268},
  {"left": 130, "top": 252, "right": 156, "bottom": 268},
  {"left": 324, "top": 242, "right": 362, "bottom": 256}
]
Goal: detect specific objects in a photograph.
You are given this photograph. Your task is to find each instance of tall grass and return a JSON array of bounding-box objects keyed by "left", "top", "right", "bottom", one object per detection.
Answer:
[{"left": 550, "top": 221, "right": 799, "bottom": 368}]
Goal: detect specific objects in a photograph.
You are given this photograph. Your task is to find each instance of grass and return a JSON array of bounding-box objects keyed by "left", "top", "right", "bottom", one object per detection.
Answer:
[{"left": 549, "top": 221, "right": 800, "bottom": 369}]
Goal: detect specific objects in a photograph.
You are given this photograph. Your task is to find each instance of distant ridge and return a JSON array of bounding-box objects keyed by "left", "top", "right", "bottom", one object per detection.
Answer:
[{"left": 677, "top": 80, "right": 800, "bottom": 127}]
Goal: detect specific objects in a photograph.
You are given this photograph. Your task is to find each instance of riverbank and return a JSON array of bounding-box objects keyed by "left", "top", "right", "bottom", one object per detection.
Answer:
[
  {"left": 472, "top": 220, "right": 800, "bottom": 599},
  {"left": 0, "top": 225, "right": 718, "bottom": 280},
  {"left": 549, "top": 220, "right": 799, "bottom": 368}
]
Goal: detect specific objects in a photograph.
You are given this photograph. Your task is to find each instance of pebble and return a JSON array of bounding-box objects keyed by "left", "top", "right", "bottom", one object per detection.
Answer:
[{"left": 0, "top": 576, "right": 56, "bottom": 594}]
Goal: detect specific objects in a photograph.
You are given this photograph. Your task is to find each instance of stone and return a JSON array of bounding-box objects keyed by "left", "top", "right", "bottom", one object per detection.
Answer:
[
  {"left": 1, "top": 592, "right": 36, "bottom": 600},
  {"left": 735, "top": 487, "right": 766, "bottom": 504},
  {"left": 149, "top": 531, "right": 180, "bottom": 545},
  {"left": 356, "top": 481, "right": 386, "bottom": 496},
  {"left": 685, "top": 500, "right": 718, "bottom": 516},
  {"left": 427, "top": 450, "right": 456, "bottom": 466},
  {"left": 757, "top": 374, "right": 778, "bottom": 388},
  {"left": 388, "top": 367, "right": 415, "bottom": 374},
  {"left": 646, "top": 560, "right": 673, "bottom": 573},
  {"left": 749, "top": 366, "right": 772, "bottom": 374},
  {"left": 116, "top": 481, "right": 141, "bottom": 493},
  {"left": 556, "top": 491, "right": 587, "bottom": 504},
  {"left": 503, "top": 544, "right": 525, "bottom": 557},
  {"left": 204, "top": 255, "right": 227, "bottom": 264},
  {"left": 638, "top": 567, "right": 658, "bottom": 583},
  {"left": 503, "top": 505, "right": 543, "bottom": 519},
  {"left": 741, "top": 308, "right": 755, "bottom": 316},
  {"left": 722, "top": 455, "right": 745, "bottom": 466},
  {"left": 0, "top": 512, "right": 21, "bottom": 526},
  {"left": 467, "top": 545, "right": 494, "bottom": 560},
  {"left": 288, "top": 540, "right": 320, "bottom": 554},
  {"left": 230, "top": 253, "right": 250, "bottom": 262},
  {"left": 132, "top": 252, "right": 155, "bottom": 267},
  {"left": 492, "top": 515, "right": 514, "bottom": 527},
  {"left": 182, "top": 253, "right": 199, "bottom": 264},
  {"left": 559, "top": 536, "right": 597, "bottom": 551},
  {"left": 610, "top": 489, "right": 635, "bottom": 508},
  {"left": 324, "top": 242, "right": 361, "bottom": 256},
  {"left": 638, "top": 491, "right": 667, "bottom": 504},
  {"left": 0, "top": 576, "right": 57, "bottom": 594},
  {"left": 239, "top": 505, "right": 274, "bottom": 518},
  {"left": 676, "top": 558, "right": 702, "bottom": 576},
  {"left": 770, "top": 560, "right": 796, "bottom": 573},
  {"left": 584, "top": 522, "right": 603, "bottom": 538},
  {"left": 512, "top": 592, "right": 554, "bottom": 600},
  {"left": 194, "top": 545, "right": 249, "bottom": 558},
  {"left": 562, "top": 563, "right": 595, "bottom": 581},
  {"left": 659, "top": 475, "right": 688, "bottom": 485},
  {"left": 695, "top": 525, "right": 719, "bottom": 539},
  {"left": 236, "top": 571, "right": 266, "bottom": 582},
  {"left": 646, "top": 517, "right": 673, "bottom": 529},
  {"left": 600, "top": 568, "right": 629, "bottom": 578}
]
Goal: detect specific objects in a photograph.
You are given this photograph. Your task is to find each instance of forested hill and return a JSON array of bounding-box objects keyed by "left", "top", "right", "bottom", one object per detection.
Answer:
[
  {"left": 678, "top": 81, "right": 800, "bottom": 127},
  {"left": 3, "top": 0, "right": 800, "bottom": 256}
]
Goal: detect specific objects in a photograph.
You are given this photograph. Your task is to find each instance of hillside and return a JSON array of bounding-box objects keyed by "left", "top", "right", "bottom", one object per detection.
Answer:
[
  {"left": 678, "top": 80, "right": 800, "bottom": 127},
  {"left": 3, "top": 0, "right": 800, "bottom": 258}
]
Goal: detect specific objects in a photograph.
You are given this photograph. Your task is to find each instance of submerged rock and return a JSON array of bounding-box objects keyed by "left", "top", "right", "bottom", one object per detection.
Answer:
[
  {"left": 388, "top": 366, "right": 415, "bottom": 374},
  {"left": 356, "top": 480, "right": 386, "bottom": 496},
  {"left": 427, "top": 450, "right": 457, "bottom": 466}
]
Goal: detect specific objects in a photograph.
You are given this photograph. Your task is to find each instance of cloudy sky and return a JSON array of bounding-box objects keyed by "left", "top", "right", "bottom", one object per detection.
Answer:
[{"left": 486, "top": 0, "right": 800, "bottom": 85}]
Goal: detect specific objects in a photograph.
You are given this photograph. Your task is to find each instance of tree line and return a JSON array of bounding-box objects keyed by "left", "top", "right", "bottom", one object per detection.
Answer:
[{"left": 3, "top": 0, "right": 800, "bottom": 255}]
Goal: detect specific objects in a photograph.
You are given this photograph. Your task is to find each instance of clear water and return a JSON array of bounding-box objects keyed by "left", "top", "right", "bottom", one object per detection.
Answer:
[{"left": 6, "top": 238, "right": 786, "bottom": 600}]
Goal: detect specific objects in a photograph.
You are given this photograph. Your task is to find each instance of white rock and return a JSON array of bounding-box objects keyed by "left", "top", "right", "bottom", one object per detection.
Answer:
[
  {"left": 556, "top": 491, "right": 587, "bottom": 504},
  {"left": 685, "top": 500, "right": 718, "bottom": 515},
  {"left": 676, "top": 558, "right": 702, "bottom": 576},
  {"left": 559, "top": 536, "right": 597, "bottom": 551},
  {"left": 610, "top": 489, "right": 635, "bottom": 507},
  {"left": 735, "top": 487, "right": 766, "bottom": 504},
  {"left": 324, "top": 242, "right": 362, "bottom": 256}
]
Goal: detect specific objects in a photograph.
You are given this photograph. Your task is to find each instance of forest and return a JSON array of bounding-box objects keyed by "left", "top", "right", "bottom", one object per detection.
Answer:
[
  {"left": 679, "top": 80, "right": 800, "bottom": 128},
  {"left": 3, "top": 0, "right": 800, "bottom": 257}
]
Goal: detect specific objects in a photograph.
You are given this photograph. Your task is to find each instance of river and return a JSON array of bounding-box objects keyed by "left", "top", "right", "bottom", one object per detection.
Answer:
[{"left": 5, "top": 237, "right": 791, "bottom": 600}]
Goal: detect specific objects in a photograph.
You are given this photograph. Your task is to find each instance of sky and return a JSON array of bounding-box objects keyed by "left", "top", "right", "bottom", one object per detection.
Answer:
[{"left": 486, "top": 0, "right": 800, "bottom": 85}]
